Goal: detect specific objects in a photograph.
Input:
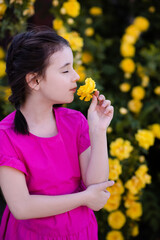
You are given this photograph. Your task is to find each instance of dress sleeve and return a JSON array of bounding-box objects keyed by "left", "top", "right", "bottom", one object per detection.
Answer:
[
  {"left": 0, "top": 130, "right": 28, "bottom": 176},
  {"left": 78, "top": 112, "right": 91, "bottom": 155}
]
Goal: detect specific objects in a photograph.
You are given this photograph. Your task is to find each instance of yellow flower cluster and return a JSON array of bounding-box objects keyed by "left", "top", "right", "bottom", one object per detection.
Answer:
[
  {"left": 119, "top": 82, "right": 131, "bottom": 92},
  {"left": 108, "top": 158, "right": 122, "bottom": 180},
  {"left": 148, "top": 123, "right": 160, "bottom": 139},
  {"left": 124, "top": 163, "right": 151, "bottom": 221},
  {"left": 89, "top": 7, "right": 103, "bottom": 16},
  {"left": 126, "top": 201, "right": 142, "bottom": 220},
  {"left": 135, "top": 129, "right": 155, "bottom": 150},
  {"left": 75, "top": 65, "right": 86, "bottom": 82},
  {"left": 125, "top": 166, "right": 151, "bottom": 195},
  {"left": 82, "top": 51, "right": 93, "bottom": 64},
  {"left": 0, "top": 60, "right": 6, "bottom": 78},
  {"left": 128, "top": 85, "right": 145, "bottom": 114},
  {"left": 154, "top": 86, "right": 160, "bottom": 95},
  {"left": 23, "top": 0, "right": 35, "bottom": 16},
  {"left": 62, "top": 0, "right": 80, "bottom": 18},
  {"left": 104, "top": 179, "right": 124, "bottom": 212},
  {"left": 77, "top": 77, "right": 97, "bottom": 101},
  {"left": 137, "top": 63, "right": 150, "bottom": 87},
  {"left": 61, "top": 31, "right": 83, "bottom": 52},
  {"left": 106, "top": 230, "right": 124, "bottom": 240},
  {"left": 110, "top": 138, "right": 133, "bottom": 160},
  {"left": 0, "top": 1, "right": 7, "bottom": 19},
  {"left": 85, "top": 27, "right": 94, "bottom": 37},
  {"left": 53, "top": 18, "right": 63, "bottom": 31},
  {"left": 120, "top": 16, "right": 150, "bottom": 76},
  {"left": 108, "top": 210, "right": 126, "bottom": 229}
]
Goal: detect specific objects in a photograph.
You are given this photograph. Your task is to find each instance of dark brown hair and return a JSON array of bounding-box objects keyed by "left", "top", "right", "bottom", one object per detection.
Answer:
[{"left": 6, "top": 25, "right": 69, "bottom": 135}]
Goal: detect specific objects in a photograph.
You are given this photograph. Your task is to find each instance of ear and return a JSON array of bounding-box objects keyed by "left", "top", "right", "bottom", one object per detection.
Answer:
[{"left": 25, "top": 72, "right": 40, "bottom": 90}]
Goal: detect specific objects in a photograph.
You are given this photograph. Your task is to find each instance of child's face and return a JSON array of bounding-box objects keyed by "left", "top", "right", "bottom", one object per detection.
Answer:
[{"left": 38, "top": 46, "right": 80, "bottom": 105}]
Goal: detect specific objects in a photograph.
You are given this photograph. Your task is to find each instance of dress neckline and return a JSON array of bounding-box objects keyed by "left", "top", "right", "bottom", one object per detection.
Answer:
[{"left": 28, "top": 106, "right": 60, "bottom": 140}]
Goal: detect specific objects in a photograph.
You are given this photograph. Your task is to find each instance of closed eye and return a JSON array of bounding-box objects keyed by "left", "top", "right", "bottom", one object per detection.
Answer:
[{"left": 62, "top": 71, "right": 69, "bottom": 73}]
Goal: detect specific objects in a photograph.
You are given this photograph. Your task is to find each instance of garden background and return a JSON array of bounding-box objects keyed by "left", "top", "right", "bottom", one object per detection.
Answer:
[{"left": 0, "top": 0, "right": 160, "bottom": 239}]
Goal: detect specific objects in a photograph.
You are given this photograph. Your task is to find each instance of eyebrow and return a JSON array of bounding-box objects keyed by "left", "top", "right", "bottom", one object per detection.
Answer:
[{"left": 59, "top": 63, "right": 71, "bottom": 69}]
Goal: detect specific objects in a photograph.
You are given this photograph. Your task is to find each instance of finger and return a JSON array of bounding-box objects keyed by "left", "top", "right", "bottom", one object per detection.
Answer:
[
  {"left": 104, "top": 106, "right": 114, "bottom": 115},
  {"left": 101, "top": 100, "right": 111, "bottom": 108},
  {"left": 98, "top": 181, "right": 114, "bottom": 190},
  {"left": 88, "top": 94, "right": 98, "bottom": 112},
  {"left": 93, "top": 90, "right": 99, "bottom": 98},
  {"left": 98, "top": 94, "right": 105, "bottom": 104}
]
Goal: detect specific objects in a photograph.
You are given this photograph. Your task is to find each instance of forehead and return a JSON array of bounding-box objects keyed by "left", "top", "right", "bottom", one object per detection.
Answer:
[{"left": 48, "top": 46, "right": 73, "bottom": 67}]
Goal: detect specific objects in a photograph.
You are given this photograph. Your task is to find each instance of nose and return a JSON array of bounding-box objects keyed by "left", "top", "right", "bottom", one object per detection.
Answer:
[{"left": 73, "top": 69, "right": 80, "bottom": 82}]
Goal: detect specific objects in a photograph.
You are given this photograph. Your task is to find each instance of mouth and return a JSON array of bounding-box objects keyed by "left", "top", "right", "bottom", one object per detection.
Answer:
[{"left": 70, "top": 87, "right": 77, "bottom": 92}]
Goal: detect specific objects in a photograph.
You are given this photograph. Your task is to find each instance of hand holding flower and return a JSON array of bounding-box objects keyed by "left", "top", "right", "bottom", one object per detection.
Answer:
[
  {"left": 77, "top": 77, "right": 114, "bottom": 132},
  {"left": 88, "top": 90, "right": 114, "bottom": 132}
]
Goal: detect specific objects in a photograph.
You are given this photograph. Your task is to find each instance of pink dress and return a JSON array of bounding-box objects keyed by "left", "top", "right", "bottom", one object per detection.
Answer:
[{"left": 0, "top": 106, "right": 98, "bottom": 240}]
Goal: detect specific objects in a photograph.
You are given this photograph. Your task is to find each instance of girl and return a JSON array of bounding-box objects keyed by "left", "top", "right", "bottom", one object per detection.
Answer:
[{"left": 0, "top": 26, "right": 114, "bottom": 240}]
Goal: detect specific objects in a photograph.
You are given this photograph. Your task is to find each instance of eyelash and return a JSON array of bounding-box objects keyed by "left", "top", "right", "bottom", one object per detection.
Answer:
[{"left": 62, "top": 71, "right": 69, "bottom": 73}]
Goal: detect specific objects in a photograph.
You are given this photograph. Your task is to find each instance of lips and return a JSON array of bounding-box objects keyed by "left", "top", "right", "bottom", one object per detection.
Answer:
[{"left": 70, "top": 87, "right": 77, "bottom": 91}]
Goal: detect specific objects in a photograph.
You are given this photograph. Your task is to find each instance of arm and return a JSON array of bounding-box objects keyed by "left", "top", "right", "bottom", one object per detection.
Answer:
[
  {"left": 80, "top": 91, "right": 114, "bottom": 187},
  {"left": 0, "top": 166, "right": 114, "bottom": 220}
]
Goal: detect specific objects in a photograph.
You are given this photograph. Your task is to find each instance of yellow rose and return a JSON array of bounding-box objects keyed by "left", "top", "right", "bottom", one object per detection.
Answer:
[
  {"left": 135, "top": 164, "right": 151, "bottom": 185},
  {"left": 119, "top": 82, "right": 131, "bottom": 92},
  {"left": 119, "top": 107, "right": 128, "bottom": 115},
  {"left": 128, "top": 99, "right": 142, "bottom": 113},
  {"left": 136, "top": 63, "right": 145, "bottom": 77},
  {"left": 126, "top": 202, "right": 142, "bottom": 220},
  {"left": 148, "top": 123, "right": 160, "bottom": 139},
  {"left": 77, "top": 77, "right": 97, "bottom": 101},
  {"left": 0, "top": 3, "right": 7, "bottom": 18},
  {"left": 23, "top": 4, "right": 34, "bottom": 16},
  {"left": 131, "top": 86, "right": 145, "bottom": 100},
  {"left": 121, "top": 34, "right": 137, "bottom": 44},
  {"left": 67, "top": 18, "right": 74, "bottom": 25},
  {"left": 89, "top": 7, "right": 102, "bottom": 16},
  {"left": 108, "top": 158, "right": 122, "bottom": 180},
  {"left": 75, "top": 65, "right": 86, "bottom": 82},
  {"left": 107, "top": 127, "right": 113, "bottom": 133},
  {"left": 125, "top": 24, "right": 140, "bottom": 39},
  {"left": 135, "top": 129, "right": 155, "bottom": 150},
  {"left": 106, "top": 231, "right": 124, "bottom": 240},
  {"left": 120, "top": 43, "right": 135, "bottom": 57},
  {"left": 4, "top": 87, "right": 12, "bottom": 101},
  {"left": 53, "top": 19, "right": 63, "bottom": 31},
  {"left": 103, "top": 194, "right": 121, "bottom": 212},
  {"left": 86, "top": 17, "right": 92, "bottom": 24},
  {"left": 110, "top": 138, "right": 133, "bottom": 161},
  {"left": 139, "top": 155, "right": 145, "bottom": 163},
  {"left": 131, "top": 224, "right": 139, "bottom": 237},
  {"left": 148, "top": 6, "right": 155, "bottom": 13},
  {"left": 52, "top": 0, "right": 59, "bottom": 7},
  {"left": 61, "top": 31, "right": 83, "bottom": 51},
  {"left": 124, "top": 192, "right": 139, "bottom": 208},
  {"left": 62, "top": 0, "right": 80, "bottom": 18},
  {"left": 82, "top": 51, "right": 93, "bottom": 64},
  {"left": 133, "top": 16, "right": 150, "bottom": 32},
  {"left": 108, "top": 210, "right": 126, "bottom": 229},
  {"left": 120, "top": 58, "right": 135, "bottom": 73},
  {"left": 154, "top": 86, "right": 160, "bottom": 95},
  {"left": 108, "top": 179, "right": 124, "bottom": 195},
  {"left": 85, "top": 27, "right": 94, "bottom": 37},
  {"left": 0, "top": 47, "right": 5, "bottom": 59},
  {"left": 141, "top": 75, "right": 150, "bottom": 87},
  {"left": 0, "top": 60, "right": 6, "bottom": 78},
  {"left": 125, "top": 176, "right": 144, "bottom": 194}
]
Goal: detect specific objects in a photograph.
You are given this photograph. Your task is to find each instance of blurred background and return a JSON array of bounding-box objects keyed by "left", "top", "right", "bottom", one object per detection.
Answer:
[{"left": 0, "top": 0, "right": 160, "bottom": 239}]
